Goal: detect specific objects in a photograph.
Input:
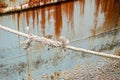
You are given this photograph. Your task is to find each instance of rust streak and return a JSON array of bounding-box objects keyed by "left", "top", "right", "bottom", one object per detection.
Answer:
[
  {"left": 91, "top": 0, "right": 100, "bottom": 36},
  {"left": 62, "top": 2, "right": 68, "bottom": 15},
  {"left": 17, "top": 12, "right": 21, "bottom": 50},
  {"left": 47, "top": 7, "right": 51, "bottom": 21},
  {"left": 26, "top": 11, "right": 30, "bottom": 26},
  {"left": 79, "top": 0, "right": 85, "bottom": 16},
  {"left": 41, "top": 8, "right": 45, "bottom": 36},
  {"left": 0, "top": 2, "right": 8, "bottom": 8},
  {"left": 12, "top": 13, "right": 16, "bottom": 20},
  {"left": 100, "top": 0, "right": 120, "bottom": 31},
  {"left": 92, "top": 0, "right": 120, "bottom": 35},
  {"left": 36, "top": 9, "right": 39, "bottom": 27},
  {"left": 17, "top": 12, "right": 20, "bottom": 31},
  {"left": 68, "top": 2, "right": 74, "bottom": 34},
  {"left": 62, "top": 2, "right": 75, "bottom": 37},
  {"left": 54, "top": 4, "right": 62, "bottom": 39},
  {"left": 32, "top": 9, "right": 35, "bottom": 28}
]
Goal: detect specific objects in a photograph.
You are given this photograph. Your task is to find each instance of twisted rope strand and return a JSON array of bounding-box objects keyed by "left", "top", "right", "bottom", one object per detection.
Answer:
[{"left": 0, "top": 25, "right": 120, "bottom": 59}]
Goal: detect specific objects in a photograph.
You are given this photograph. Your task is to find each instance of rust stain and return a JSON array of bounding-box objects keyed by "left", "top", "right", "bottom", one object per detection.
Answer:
[
  {"left": 90, "top": 0, "right": 120, "bottom": 36},
  {"left": 62, "top": 2, "right": 75, "bottom": 37},
  {"left": 62, "top": 2, "right": 68, "bottom": 15},
  {"left": 10, "top": 0, "right": 17, "bottom": 3},
  {"left": 62, "top": 2, "right": 74, "bottom": 25},
  {"left": 0, "top": 8, "right": 3, "bottom": 14},
  {"left": 102, "top": 0, "right": 120, "bottom": 31},
  {"left": 29, "top": 0, "right": 48, "bottom": 3},
  {"left": 47, "top": 6, "right": 51, "bottom": 22},
  {"left": 17, "top": 12, "right": 21, "bottom": 50},
  {"left": 68, "top": 2, "right": 74, "bottom": 30},
  {"left": 54, "top": 4, "right": 62, "bottom": 39},
  {"left": 12, "top": 13, "right": 17, "bottom": 20},
  {"left": 36, "top": 8, "right": 39, "bottom": 27},
  {"left": 17, "top": 12, "right": 20, "bottom": 31},
  {"left": 41, "top": 8, "right": 45, "bottom": 36},
  {"left": 32, "top": 9, "right": 35, "bottom": 28},
  {"left": 26, "top": 11, "right": 31, "bottom": 26},
  {"left": 36, "top": 8, "right": 41, "bottom": 34},
  {"left": 79, "top": 0, "right": 85, "bottom": 16},
  {"left": 91, "top": 0, "right": 100, "bottom": 36},
  {"left": 96, "top": 0, "right": 120, "bottom": 33},
  {"left": 0, "top": 2, "right": 8, "bottom": 8}
]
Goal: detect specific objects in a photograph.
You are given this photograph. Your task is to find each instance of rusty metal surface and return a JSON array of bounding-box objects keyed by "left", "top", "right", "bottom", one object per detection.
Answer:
[
  {"left": 0, "top": 0, "right": 120, "bottom": 80},
  {"left": 0, "top": 0, "right": 73, "bottom": 14}
]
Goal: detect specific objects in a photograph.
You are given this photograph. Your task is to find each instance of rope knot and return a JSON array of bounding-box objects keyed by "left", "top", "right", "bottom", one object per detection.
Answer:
[
  {"left": 58, "top": 36, "right": 69, "bottom": 50},
  {"left": 21, "top": 35, "right": 33, "bottom": 49}
]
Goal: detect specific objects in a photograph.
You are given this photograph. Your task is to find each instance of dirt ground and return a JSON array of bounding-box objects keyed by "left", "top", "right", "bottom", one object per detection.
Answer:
[{"left": 42, "top": 59, "right": 120, "bottom": 80}]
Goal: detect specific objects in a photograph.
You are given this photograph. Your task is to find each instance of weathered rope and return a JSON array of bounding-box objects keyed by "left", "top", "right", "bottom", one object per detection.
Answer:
[{"left": 0, "top": 25, "right": 120, "bottom": 59}]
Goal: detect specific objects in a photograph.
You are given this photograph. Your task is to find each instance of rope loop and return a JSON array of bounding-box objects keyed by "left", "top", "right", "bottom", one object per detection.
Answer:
[
  {"left": 58, "top": 36, "right": 69, "bottom": 51},
  {"left": 21, "top": 34, "right": 33, "bottom": 49}
]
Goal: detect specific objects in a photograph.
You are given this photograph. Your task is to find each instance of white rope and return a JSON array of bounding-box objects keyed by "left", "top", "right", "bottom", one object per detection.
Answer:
[
  {"left": 66, "top": 46, "right": 120, "bottom": 59},
  {"left": 0, "top": 25, "right": 120, "bottom": 59}
]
